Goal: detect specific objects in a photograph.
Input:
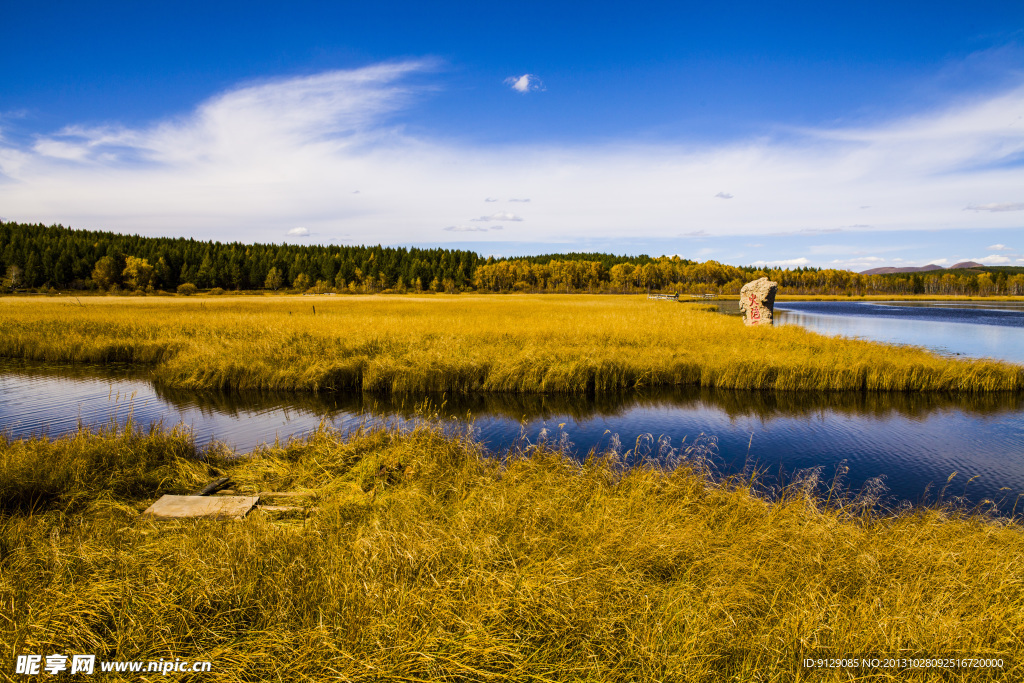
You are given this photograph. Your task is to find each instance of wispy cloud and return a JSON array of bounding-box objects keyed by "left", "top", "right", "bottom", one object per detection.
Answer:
[
  {"left": 768, "top": 228, "right": 844, "bottom": 237},
  {"left": 828, "top": 256, "right": 887, "bottom": 269},
  {"left": 504, "top": 74, "right": 543, "bottom": 93},
  {"left": 2, "top": 61, "right": 1024, "bottom": 250},
  {"left": 444, "top": 225, "right": 488, "bottom": 232},
  {"left": 484, "top": 197, "right": 498, "bottom": 202},
  {"left": 751, "top": 257, "right": 811, "bottom": 267},
  {"left": 965, "top": 202, "right": 1024, "bottom": 212},
  {"left": 987, "top": 243, "right": 1013, "bottom": 251},
  {"left": 960, "top": 255, "right": 1012, "bottom": 264},
  {"left": 508, "top": 198, "right": 530, "bottom": 202},
  {"left": 470, "top": 211, "right": 523, "bottom": 222},
  {"left": 714, "top": 192, "right": 733, "bottom": 199}
]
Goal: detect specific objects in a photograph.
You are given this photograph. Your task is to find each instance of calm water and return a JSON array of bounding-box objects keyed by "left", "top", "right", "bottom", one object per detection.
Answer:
[
  {"left": 774, "top": 300, "right": 1024, "bottom": 365},
  {"left": 2, "top": 359, "right": 1023, "bottom": 513}
]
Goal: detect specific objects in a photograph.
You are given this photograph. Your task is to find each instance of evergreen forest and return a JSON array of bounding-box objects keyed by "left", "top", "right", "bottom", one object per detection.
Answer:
[{"left": 2, "top": 221, "right": 1023, "bottom": 296}]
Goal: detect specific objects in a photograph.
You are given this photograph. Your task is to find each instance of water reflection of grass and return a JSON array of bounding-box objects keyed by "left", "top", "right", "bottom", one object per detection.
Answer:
[
  {"left": 152, "top": 386, "right": 1021, "bottom": 423},
  {"left": 2, "top": 422, "right": 1021, "bottom": 680},
  {"left": 1, "top": 295, "right": 1021, "bottom": 395},
  {"left": 5, "top": 356, "right": 1022, "bottom": 424}
]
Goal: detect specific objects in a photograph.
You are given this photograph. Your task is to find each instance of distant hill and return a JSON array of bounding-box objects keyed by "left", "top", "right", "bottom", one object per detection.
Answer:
[
  {"left": 860, "top": 261, "right": 984, "bottom": 275},
  {"left": 860, "top": 264, "right": 945, "bottom": 275}
]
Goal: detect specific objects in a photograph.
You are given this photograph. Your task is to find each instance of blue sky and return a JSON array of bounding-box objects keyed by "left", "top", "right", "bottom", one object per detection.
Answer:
[{"left": 2, "top": 1, "right": 1023, "bottom": 269}]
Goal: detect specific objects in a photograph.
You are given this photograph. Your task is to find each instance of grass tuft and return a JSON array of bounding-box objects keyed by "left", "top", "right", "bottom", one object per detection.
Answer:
[
  {"left": 1, "top": 294, "right": 1021, "bottom": 395},
  {"left": 1, "top": 421, "right": 1022, "bottom": 680}
]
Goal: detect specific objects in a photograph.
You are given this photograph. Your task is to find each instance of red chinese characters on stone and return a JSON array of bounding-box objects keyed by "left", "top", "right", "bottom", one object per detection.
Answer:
[{"left": 747, "top": 293, "right": 761, "bottom": 320}]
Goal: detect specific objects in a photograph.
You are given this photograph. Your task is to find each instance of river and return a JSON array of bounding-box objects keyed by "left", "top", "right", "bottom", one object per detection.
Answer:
[{"left": 2, "top": 300, "right": 1022, "bottom": 512}]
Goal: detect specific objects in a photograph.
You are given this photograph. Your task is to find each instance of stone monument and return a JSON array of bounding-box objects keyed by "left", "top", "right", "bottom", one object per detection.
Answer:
[{"left": 739, "top": 277, "right": 778, "bottom": 326}]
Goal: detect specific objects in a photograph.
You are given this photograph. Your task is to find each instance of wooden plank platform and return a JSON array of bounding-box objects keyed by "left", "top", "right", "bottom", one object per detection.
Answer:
[{"left": 142, "top": 495, "right": 259, "bottom": 520}]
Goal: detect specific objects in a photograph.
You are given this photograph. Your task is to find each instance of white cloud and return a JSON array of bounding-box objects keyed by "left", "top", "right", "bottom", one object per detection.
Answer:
[
  {"left": 714, "top": 192, "right": 733, "bottom": 199},
  {"left": 444, "top": 224, "right": 503, "bottom": 232},
  {"left": 287, "top": 227, "right": 310, "bottom": 236},
  {"left": 508, "top": 198, "right": 530, "bottom": 202},
  {"left": 505, "top": 74, "right": 543, "bottom": 93},
  {"left": 987, "top": 243, "right": 1013, "bottom": 251},
  {"left": 751, "top": 257, "right": 811, "bottom": 267},
  {"left": 842, "top": 256, "right": 884, "bottom": 263},
  {"left": 965, "top": 202, "right": 1024, "bottom": 212},
  {"left": 960, "top": 255, "right": 1011, "bottom": 264},
  {"left": 3, "top": 61, "right": 1024, "bottom": 249},
  {"left": 470, "top": 211, "right": 523, "bottom": 222},
  {"left": 484, "top": 197, "right": 498, "bottom": 202}
]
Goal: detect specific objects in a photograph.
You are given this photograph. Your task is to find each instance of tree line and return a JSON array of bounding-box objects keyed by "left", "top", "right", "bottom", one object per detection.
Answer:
[
  {"left": 0, "top": 222, "right": 482, "bottom": 293},
  {"left": 472, "top": 258, "right": 1024, "bottom": 295},
  {"left": 2, "top": 221, "right": 1023, "bottom": 296}
]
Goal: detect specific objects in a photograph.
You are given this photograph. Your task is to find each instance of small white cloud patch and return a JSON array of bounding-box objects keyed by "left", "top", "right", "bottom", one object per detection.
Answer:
[
  {"left": 505, "top": 74, "right": 544, "bottom": 93},
  {"left": 484, "top": 197, "right": 498, "bottom": 202},
  {"left": 508, "top": 198, "right": 530, "bottom": 202},
  {"left": 445, "top": 225, "right": 489, "bottom": 232},
  {"left": 714, "top": 192, "right": 734, "bottom": 199},
  {"left": 470, "top": 211, "right": 523, "bottom": 222},
  {"left": 987, "top": 243, "right": 1012, "bottom": 251},
  {"left": 751, "top": 257, "right": 811, "bottom": 267},
  {"left": 965, "top": 203, "right": 1024, "bottom": 212},
  {"left": 287, "top": 227, "right": 310, "bottom": 236}
]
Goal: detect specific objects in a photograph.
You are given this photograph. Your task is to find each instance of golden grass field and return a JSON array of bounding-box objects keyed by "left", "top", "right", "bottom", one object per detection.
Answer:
[
  {"left": 2, "top": 420, "right": 1022, "bottom": 682},
  {"left": 0, "top": 294, "right": 1021, "bottom": 394}
]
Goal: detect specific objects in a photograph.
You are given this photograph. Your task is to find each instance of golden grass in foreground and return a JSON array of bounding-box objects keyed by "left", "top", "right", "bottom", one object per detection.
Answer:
[
  {"left": 0, "top": 295, "right": 1021, "bottom": 394},
  {"left": 1, "top": 422, "right": 1022, "bottom": 681}
]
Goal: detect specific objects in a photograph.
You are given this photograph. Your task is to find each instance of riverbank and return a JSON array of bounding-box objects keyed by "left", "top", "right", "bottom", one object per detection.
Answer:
[
  {"left": 2, "top": 421, "right": 1021, "bottom": 681},
  {"left": 1, "top": 295, "right": 1021, "bottom": 394}
]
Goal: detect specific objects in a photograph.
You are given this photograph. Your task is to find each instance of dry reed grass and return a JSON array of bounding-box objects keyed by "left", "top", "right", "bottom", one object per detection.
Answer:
[
  {"left": 0, "top": 294, "right": 1021, "bottom": 395},
  {"left": 1, "top": 421, "right": 1021, "bottom": 681}
]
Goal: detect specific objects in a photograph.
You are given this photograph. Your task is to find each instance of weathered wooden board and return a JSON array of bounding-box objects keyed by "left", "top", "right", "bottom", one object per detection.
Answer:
[{"left": 142, "top": 495, "right": 258, "bottom": 520}]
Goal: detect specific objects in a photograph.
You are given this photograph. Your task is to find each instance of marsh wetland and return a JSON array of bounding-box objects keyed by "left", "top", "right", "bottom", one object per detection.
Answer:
[
  {"left": 3, "top": 294, "right": 1024, "bottom": 680},
  {"left": 2, "top": 296, "right": 1023, "bottom": 511}
]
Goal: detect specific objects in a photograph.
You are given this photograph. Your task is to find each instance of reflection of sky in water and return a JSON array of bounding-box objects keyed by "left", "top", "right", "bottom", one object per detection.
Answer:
[
  {"left": 775, "top": 301, "right": 1024, "bottom": 365},
  {"left": 2, "top": 367, "right": 1023, "bottom": 512}
]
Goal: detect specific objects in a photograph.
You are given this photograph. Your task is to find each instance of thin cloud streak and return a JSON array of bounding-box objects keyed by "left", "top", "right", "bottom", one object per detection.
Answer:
[
  {"left": 1, "top": 61, "right": 1023, "bottom": 248},
  {"left": 965, "top": 202, "right": 1024, "bottom": 212}
]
